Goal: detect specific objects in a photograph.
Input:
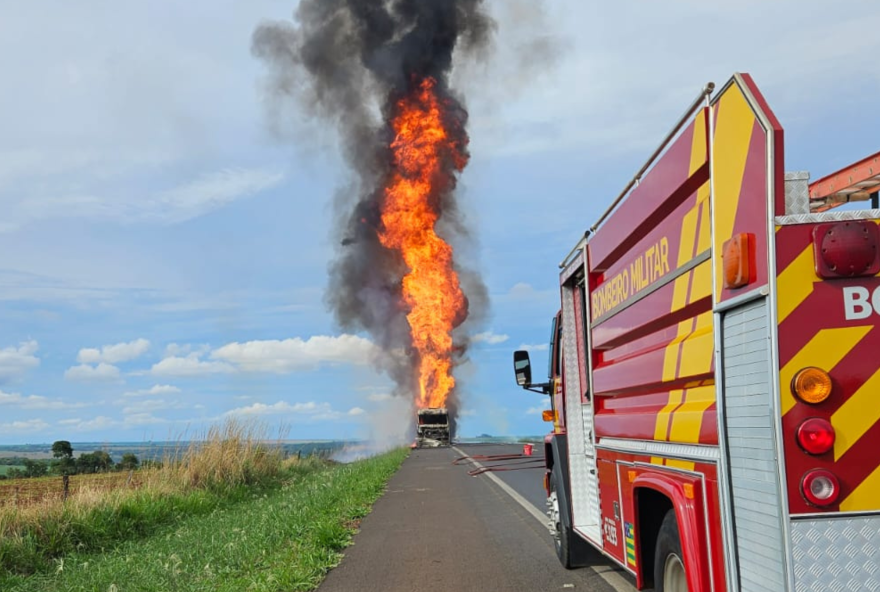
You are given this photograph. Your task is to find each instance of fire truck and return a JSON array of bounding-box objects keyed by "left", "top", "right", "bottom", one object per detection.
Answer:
[{"left": 513, "top": 72, "right": 880, "bottom": 592}]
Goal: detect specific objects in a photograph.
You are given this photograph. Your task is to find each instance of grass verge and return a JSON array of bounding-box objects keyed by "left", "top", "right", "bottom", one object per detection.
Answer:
[{"left": 1, "top": 446, "right": 408, "bottom": 592}]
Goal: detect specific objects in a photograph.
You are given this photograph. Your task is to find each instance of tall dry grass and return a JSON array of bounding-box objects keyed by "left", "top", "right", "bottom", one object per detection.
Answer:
[
  {"left": 0, "top": 418, "right": 300, "bottom": 575},
  {"left": 152, "top": 419, "right": 285, "bottom": 490}
]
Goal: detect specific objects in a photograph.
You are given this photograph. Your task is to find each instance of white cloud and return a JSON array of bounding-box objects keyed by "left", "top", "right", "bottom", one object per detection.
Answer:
[
  {"left": 2, "top": 166, "right": 285, "bottom": 232},
  {"left": 151, "top": 353, "right": 235, "bottom": 377},
  {"left": 461, "top": 2, "right": 880, "bottom": 160},
  {"left": 0, "top": 419, "right": 50, "bottom": 432},
  {"left": 150, "top": 168, "right": 285, "bottom": 225},
  {"left": 0, "top": 389, "right": 88, "bottom": 410},
  {"left": 77, "top": 338, "right": 150, "bottom": 364},
  {"left": 58, "top": 416, "right": 117, "bottom": 431},
  {"left": 225, "top": 400, "right": 362, "bottom": 422},
  {"left": 0, "top": 340, "right": 40, "bottom": 383},
  {"left": 494, "top": 282, "right": 559, "bottom": 306},
  {"left": 122, "top": 384, "right": 181, "bottom": 397},
  {"left": 518, "top": 343, "right": 549, "bottom": 352},
  {"left": 525, "top": 407, "right": 546, "bottom": 416},
  {"left": 211, "top": 335, "right": 377, "bottom": 373},
  {"left": 164, "top": 343, "right": 209, "bottom": 358},
  {"left": 123, "top": 413, "right": 167, "bottom": 427},
  {"left": 472, "top": 331, "right": 510, "bottom": 345},
  {"left": 122, "top": 399, "right": 183, "bottom": 415},
  {"left": 367, "top": 393, "right": 393, "bottom": 402},
  {"left": 64, "top": 362, "right": 122, "bottom": 382}
]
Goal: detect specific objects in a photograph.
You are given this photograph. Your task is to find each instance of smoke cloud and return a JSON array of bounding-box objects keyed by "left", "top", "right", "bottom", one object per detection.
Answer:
[{"left": 252, "top": 1, "right": 494, "bottom": 433}]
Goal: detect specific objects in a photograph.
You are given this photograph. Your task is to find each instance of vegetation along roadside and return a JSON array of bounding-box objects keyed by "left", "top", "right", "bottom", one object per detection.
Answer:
[{"left": 0, "top": 420, "right": 409, "bottom": 592}]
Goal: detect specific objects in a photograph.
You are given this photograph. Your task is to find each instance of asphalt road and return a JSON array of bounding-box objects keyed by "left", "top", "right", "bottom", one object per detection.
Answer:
[{"left": 317, "top": 443, "right": 636, "bottom": 592}]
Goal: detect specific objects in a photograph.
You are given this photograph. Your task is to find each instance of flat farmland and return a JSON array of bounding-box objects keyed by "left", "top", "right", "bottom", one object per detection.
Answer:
[{"left": 0, "top": 472, "right": 138, "bottom": 507}]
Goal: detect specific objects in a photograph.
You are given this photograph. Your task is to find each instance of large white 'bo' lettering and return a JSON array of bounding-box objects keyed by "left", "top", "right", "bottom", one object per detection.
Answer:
[{"left": 843, "top": 286, "right": 880, "bottom": 320}]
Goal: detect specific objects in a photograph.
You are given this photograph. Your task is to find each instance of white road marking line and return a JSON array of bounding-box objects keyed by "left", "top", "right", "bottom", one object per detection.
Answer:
[
  {"left": 452, "top": 446, "right": 635, "bottom": 592},
  {"left": 452, "top": 446, "right": 548, "bottom": 525}
]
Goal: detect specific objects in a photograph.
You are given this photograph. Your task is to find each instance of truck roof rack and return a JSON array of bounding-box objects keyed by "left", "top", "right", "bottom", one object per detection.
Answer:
[{"left": 809, "top": 151, "right": 880, "bottom": 211}]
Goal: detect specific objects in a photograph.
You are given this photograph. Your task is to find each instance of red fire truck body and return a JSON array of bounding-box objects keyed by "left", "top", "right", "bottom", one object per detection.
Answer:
[{"left": 514, "top": 73, "right": 880, "bottom": 592}]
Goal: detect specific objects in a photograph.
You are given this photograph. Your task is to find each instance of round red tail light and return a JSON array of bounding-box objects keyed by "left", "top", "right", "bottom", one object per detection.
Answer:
[
  {"left": 801, "top": 469, "right": 840, "bottom": 507},
  {"left": 797, "top": 418, "right": 836, "bottom": 455},
  {"left": 813, "top": 221, "right": 880, "bottom": 278}
]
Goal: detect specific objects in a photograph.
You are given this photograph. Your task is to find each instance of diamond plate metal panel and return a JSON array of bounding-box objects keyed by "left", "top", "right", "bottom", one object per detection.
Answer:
[
  {"left": 785, "top": 171, "right": 811, "bottom": 215},
  {"left": 560, "top": 249, "right": 585, "bottom": 285},
  {"left": 776, "top": 209, "right": 880, "bottom": 225},
  {"left": 560, "top": 279, "right": 601, "bottom": 541},
  {"left": 791, "top": 516, "right": 880, "bottom": 592},
  {"left": 561, "top": 285, "right": 584, "bottom": 455}
]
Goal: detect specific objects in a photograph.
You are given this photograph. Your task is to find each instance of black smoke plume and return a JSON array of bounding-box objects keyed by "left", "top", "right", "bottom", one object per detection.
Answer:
[{"left": 252, "top": 1, "right": 494, "bottom": 432}]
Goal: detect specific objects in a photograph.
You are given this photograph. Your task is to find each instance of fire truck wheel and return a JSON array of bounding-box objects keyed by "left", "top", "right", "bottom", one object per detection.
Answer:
[
  {"left": 654, "top": 510, "right": 688, "bottom": 592},
  {"left": 548, "top": 473, "right": 576, "bottom": 569}
]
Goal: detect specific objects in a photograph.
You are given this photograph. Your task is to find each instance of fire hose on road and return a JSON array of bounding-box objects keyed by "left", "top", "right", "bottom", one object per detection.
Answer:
[{"left": 453, "top": 452, "right": 545, "bottom": 476}]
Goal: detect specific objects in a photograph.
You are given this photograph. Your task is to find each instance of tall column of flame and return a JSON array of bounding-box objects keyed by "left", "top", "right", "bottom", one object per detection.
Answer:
[{"left": 378, "top": 77, "right": 468, "bottom": 409}]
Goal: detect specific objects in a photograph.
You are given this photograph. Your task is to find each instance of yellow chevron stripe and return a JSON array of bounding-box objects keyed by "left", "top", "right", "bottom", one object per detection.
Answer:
[
  {"left": 690, "top": 259, "right": 712, "bottom": 303},
  {"left": 662, "top": 317, "right": 692, "bottom": 382},
  {"left": 777, "top": 246, "right": 816, "bottom": 324},
  {"left": 831, "top": 362, "right": 880, "bottom": 461},
  {"left": 665, "top": 459, "right": 696, "bottom": 471},
  {"left": 669, "top": 385, "right": 715, "bottom": 444},
  {"left": 840, "top": 462, "right": 880, "bottom": 513},
  {"left": 677, "top": 208, "right": 700, "bottom": 268},
  {"left": 712, "top": 85, "right": 755, "bottom": 300},
  {"left": 656, "top": 111, "right": 713, "bottom": 449},
  {"left": 654, "top": 390, "right": 684, "bottom": 441},
  {"left": 689, "top": 109, "right": 707, "bottom": 175},
  {"left": 696, "top": 197, "right": 711, "bottom": 247},
  {"left": 780, "top": 327, "right": 873, "bottom": 416},
  {"left": 678, "top": 312, "right": 714, "bottom": 380}
]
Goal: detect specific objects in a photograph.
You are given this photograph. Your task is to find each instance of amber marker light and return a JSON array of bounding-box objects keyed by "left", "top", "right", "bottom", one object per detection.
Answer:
[
  {"left": 791, "top": 367, "right": 833, "bottom": 404},
  {"left": 542, "top": 410, "right": 556, "bottom": 422},
  {"left": 722, "top": 232, "right": 754, "bottom": 289}
]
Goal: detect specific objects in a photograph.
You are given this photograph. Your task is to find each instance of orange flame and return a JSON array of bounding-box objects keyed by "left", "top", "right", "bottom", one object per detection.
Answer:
[{"left": 379, "top": 77, "right": 467, "bottom": 409}]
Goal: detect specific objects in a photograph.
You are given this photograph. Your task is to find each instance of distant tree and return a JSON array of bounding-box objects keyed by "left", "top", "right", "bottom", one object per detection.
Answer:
[
  {"left": 51, "top": 456, "right": 77, "bottom": 476},
  {"left": 52, "top": 440, "right": 74, "bottom": 460},
  {"left": 140, "top": 459, "right": 163, "bottom": 470},
  {"left": 6, "top": 468, "right": 23, "bottom": 479},
  {"left": 23, "top": 459, "right": 48, "bottom": 478},
  {"left": 76, "top": 452, "right": 112, "bottom": 474},
  {"left": 117, "top": 453, "right": 139, "bottom": 471}
]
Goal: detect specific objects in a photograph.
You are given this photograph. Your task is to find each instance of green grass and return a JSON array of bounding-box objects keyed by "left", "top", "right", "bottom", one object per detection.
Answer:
[
  {"left": 0, "top": 448, "right": 408, "bottom": 592},
  {"left": 0, "top": 466, "right": 25, "bottom": 476}
]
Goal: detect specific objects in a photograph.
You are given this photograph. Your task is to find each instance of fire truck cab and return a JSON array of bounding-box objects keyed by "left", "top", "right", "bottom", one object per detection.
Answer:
[{"left": 514, "top": 73, "right": 880, "bottom": 592}]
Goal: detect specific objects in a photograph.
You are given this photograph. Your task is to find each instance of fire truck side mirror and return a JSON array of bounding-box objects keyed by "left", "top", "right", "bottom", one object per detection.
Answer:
[{"left": 513, "top": 350, "right": 532, "bottom": 387}]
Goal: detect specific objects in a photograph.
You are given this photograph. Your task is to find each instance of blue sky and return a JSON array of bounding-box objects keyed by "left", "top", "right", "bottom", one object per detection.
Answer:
[{"left": 1, "top": 1, "right": 879, "bottom": 445}]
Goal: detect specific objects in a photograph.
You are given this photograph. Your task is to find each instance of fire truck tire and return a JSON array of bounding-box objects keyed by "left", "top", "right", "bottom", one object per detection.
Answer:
[
  {"left": 549, "top": 472, "right": 591, "bottom": 569},
  {"left": 654, "top": 510, "right": 688, "bottom": 592}
]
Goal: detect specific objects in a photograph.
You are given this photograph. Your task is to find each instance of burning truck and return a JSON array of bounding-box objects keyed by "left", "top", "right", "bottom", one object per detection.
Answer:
[
  {"left": 415, "top": 408, "right": 451, "bottom": 448},
  {"left": 253, "top": 1, "right": 492, "bottom": 443}
]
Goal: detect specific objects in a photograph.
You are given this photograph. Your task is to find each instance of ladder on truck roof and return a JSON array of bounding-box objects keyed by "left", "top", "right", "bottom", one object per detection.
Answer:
[{"left": 809, "top": 150, "right": 880, "bottom": 211}]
